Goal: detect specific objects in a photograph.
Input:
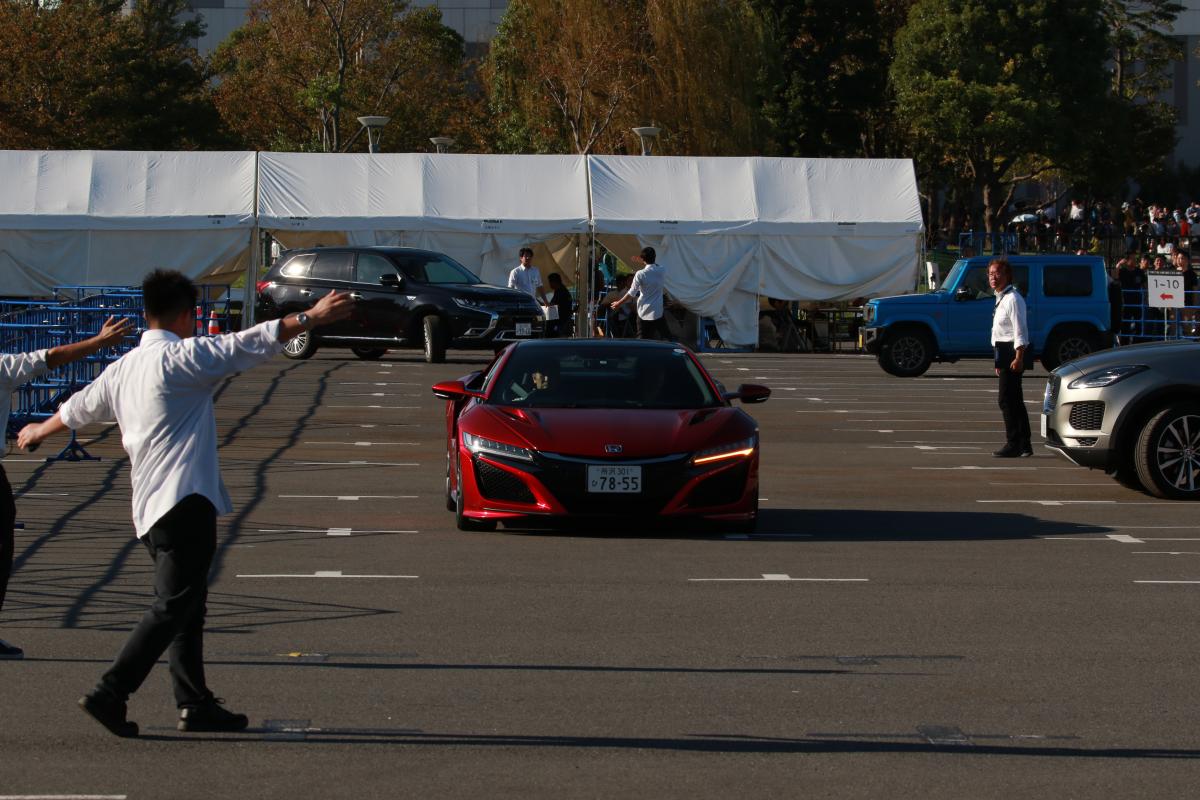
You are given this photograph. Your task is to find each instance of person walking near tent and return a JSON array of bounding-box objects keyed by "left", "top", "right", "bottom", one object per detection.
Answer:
[
  {"left": 610, "top": 246, "right": 670, "bottom": 340},
  {"left": 17, "top": 270, "right": 353, "bottom": 737},
  {"left": 988, "top": 258, "right": 1032, "bottom": 458},
  {"left": 508, "top": 247, "right": 548, "bottom": 306},
  {"left": 0, "top": 316, "right": 133, "bottom": 660}
]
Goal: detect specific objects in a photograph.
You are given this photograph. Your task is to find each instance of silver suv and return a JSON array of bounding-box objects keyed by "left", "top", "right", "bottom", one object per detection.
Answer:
[{"left": 1042, "top": 340, "right": 1200, "bottom": 499}]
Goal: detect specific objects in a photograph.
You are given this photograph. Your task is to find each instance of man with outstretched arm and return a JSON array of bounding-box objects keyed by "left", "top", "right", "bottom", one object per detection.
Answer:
[
  {"left": 18, "top": 270, "right": 353, "bottom": 737},
  {"left": 0, "top": 315, "right": 133, "bottom": 660}
]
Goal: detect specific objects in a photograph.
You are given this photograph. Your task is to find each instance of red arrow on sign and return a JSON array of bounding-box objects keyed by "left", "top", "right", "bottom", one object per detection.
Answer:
[{"left": 1161, "top": 293, "right": 1175, "bottom": 300}]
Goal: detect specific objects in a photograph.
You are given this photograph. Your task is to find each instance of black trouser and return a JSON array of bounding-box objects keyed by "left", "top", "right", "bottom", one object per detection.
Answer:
[
  {"left": 0, "top": 465, "right": 14, "bottom": 615},
  {"left": 637, "top": 316, "right": 670, "bottom": 340},
  {"left": 995, "top": 341, "right": 1031, "bottom": 450},
  {"left": 97, "top": 494, "right": 216, "bottom": 708}
]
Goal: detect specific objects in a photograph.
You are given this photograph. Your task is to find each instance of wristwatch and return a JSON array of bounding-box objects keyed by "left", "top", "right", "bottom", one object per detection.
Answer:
[{"left": 295, "top": 312, "right": 314, "bottom": 331}]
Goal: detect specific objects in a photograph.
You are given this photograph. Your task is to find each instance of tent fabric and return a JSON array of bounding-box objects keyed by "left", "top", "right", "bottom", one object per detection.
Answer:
[
  {"left": 590, "top": 155, "right": 923, "bottom": 345},
  {"left": 0, "top": 150, "right": 256, "bottom": 297},
  {"left": 258, "top": 153, "right": 591, "bottom": 235}
]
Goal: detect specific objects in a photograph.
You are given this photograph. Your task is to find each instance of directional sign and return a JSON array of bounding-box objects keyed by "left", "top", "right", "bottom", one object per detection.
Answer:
[{"left": 1147, "top": 270, "right": 1185, "bottom": 309}]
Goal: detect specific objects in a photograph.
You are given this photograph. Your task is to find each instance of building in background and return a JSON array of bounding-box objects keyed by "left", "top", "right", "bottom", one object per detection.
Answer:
[{"left": 184, "top": 0, "right": 508, "bottom": 57}]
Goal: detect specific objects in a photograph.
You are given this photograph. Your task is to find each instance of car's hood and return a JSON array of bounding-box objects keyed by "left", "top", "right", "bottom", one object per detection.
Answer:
[
  {"left": 467, "top": 405, "right": 752, "bottom": 459},
  {"left": 455, "top": 285, "right": 538, "bottom": 304},
  {"left": 1056, "top": 339, "right": 1200, "bottom": 377},
  {"left": 870, "top": 292, "right": 946, "bottom": 307}
]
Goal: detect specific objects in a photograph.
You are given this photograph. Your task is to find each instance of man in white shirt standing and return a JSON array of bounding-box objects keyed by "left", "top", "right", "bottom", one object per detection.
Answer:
[
  {"left": 18, "top": 270, "right": 353, "bottom": 737},
  {"left": 0, "top": 316, "right": 133, "bottom": 660},
  {"left": 988, "top": 258, "right": 1032, "bottom": 458},
  {"left": 609, "top": 246, "right": 670, "bottom": 340},
  {"left": 508, "top": 247, "right": 548, "bottom": 306}
]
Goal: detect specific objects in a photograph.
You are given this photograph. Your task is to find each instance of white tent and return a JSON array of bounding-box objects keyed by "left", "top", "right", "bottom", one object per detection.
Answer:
[
  {"left": 0, "top": 150, "right": 257, "bottom": 296},
  {"left": 257, "top": 153, "right": 591, "bottom": 288},
  {"left": 589, "top": 156, "right": 924, "bottom": 346}
]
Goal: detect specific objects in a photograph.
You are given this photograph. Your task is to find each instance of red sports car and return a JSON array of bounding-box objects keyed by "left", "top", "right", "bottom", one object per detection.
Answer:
[{"left": 432, "top": 339, "right": 769, "bottom": 532}]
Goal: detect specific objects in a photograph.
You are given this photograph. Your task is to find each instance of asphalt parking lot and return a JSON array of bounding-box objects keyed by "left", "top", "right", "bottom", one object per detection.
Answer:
[{"left": 1, "top": 349, "right": 1198, "bottom": 798}]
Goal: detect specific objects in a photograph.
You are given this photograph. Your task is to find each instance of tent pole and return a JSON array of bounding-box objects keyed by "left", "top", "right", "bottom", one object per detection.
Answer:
[{"left": 244, "top": 151, "right": 262, "bottom": 327}]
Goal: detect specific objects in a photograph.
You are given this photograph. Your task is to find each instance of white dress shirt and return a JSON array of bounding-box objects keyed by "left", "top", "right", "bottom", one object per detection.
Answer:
[
  {"left": 508, "top": 265, "right": 543, "bottom": 299},
  {"left": 624, "top": 263, "right": 667, "bottom": 320},
  {"left": 991, "top": 285, "right": 1029, "bottom": 349},
  {"left": 0, "top": 351, "right": 50, "bottom": 455},
  {"left": 58, "top": 322, "right": 283, "bottom": 537}
]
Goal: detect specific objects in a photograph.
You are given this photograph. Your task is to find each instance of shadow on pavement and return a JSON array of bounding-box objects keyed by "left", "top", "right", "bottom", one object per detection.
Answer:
[{"left": 756, "top": 508, "right": 1111, "bottom": 541}]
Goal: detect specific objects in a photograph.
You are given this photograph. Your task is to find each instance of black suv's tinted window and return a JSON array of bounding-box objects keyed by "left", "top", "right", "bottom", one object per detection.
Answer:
[
  {"left": 310, "top": 251, "right": 353, "bottom": 281},
  {"left": 279, "top": 253, "right": 314, "bottom": 278},
  {"left": 395, "top": 254, "right": 480, "bottom": 285},
  {"left": 356, "top": 253, "right": 399, "bottom": 284},
  {"left": 1043, "top": 265, "right": 1093, "bottom": 297}
]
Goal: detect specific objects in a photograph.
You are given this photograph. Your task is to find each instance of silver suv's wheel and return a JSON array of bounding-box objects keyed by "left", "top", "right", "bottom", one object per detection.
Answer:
[{"left": 1134, "top": 403, "right": 1200, "bottom": 500}]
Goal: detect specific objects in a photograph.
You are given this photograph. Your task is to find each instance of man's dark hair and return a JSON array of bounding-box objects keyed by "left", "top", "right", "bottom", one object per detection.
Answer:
[
  {"left": 143, "top": 269, "right": 198, "bottom": 320},
  {"left": 547, "top": 272, "right": 562, "bottom": 286},
  {"left": 640, "top": 246, "right": 656, "bottom": 264},
  {"left": 518, "top": 247, "right": 534, "bottom": 259},
  {"left": 988, "top": 257, "right": 1011, "bottom": 280}
]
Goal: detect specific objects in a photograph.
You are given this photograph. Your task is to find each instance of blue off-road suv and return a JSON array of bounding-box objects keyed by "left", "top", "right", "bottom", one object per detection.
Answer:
[{"left": 861, "top": 255, "right": 1115, "bottom": 377}]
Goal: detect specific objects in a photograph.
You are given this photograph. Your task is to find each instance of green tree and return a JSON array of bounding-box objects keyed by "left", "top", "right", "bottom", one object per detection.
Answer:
[
  {"left": 891, "top": 0, "right": 1111, "bottom": 234},
  {"left": 211, "top": 0, "right": 470, "bottom": 152},
  {"left": 0, "top": 0, "right": 223, "bottom": 149}
]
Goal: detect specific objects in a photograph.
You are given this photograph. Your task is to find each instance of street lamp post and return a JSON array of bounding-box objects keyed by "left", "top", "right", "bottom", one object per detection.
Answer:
[
  {"left": 632, "top": 126, "right": 660, "bottom": 156},
  {"left": 430, "top": 136, "right": 456, "bottom": 154},
  {"left": 357, "top": 116, "right": 390, "bottom": 153}
]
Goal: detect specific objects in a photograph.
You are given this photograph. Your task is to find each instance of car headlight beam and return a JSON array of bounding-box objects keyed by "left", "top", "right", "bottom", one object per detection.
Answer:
[
  {"left": 462, "top": 431, "right": 534, "bottom": 462},
  {"left": 1067, "top": 365, "right": 1147, "bottom": 389},
  {"left": 692, "top": 436, "right": 757, "bottom": 465}
]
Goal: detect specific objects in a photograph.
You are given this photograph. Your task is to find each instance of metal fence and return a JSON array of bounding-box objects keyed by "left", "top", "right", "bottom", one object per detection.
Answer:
[
  {"left": 1118, "top": 289, "right": 1200, "bottom": 344},
  {"left": 2, "top": 285, "right": 230, "bottom": 462}
]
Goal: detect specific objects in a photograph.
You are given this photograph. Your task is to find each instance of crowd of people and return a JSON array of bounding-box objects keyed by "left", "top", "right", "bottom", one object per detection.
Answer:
[{"left": 1112, "top": 249, "right": 1199, "bottom": 341}]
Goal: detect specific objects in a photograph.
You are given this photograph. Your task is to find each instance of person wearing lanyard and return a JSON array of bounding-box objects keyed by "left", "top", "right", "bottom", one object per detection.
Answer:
[
  {"left": 610, "top": 246, "right": 669, "bottom": 340},
  {"left": 0, "top": 316, "right": 133, "bottom": 660},
  {"left": 989, "top": 258, "right": 1032, "bottom": 458},
  {"left": 18, "top": 270, "right": 353, "bottom": 737}
]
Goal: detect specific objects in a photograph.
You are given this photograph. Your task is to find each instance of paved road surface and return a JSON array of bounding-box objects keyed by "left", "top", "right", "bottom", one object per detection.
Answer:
[{"left": 1, "top": 351, "right": 1196, "bottom": 798}]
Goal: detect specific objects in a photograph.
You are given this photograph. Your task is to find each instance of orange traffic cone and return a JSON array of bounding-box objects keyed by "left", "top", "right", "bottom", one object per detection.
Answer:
[
  {"left": 208, "top": 309, "right": 220, "bottom": 335},
  {"left": 195, "top": 305, "right": 203, "bottom": 335}
]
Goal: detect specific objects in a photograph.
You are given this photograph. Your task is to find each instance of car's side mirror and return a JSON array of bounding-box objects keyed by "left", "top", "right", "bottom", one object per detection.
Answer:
[
  {"left": 954, "top": 287, "right": 972, "bottom": 301},
  {"left": 380, "top": 273, "right": 402, "bottom": 289},
  {"left": 431, "top": 380, "right": 484, "bottom": 401},
  {"left": 723, "top": 383, "right": 771, "bottom": 404}
]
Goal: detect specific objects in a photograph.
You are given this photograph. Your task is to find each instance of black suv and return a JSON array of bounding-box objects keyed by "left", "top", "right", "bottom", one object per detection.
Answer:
[{"left": 255, "top": 246, "right": 545, "bottom": 362}]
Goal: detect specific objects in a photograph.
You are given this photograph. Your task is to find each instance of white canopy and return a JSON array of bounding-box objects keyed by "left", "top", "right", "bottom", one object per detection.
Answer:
[
  {"left": 258, "top": 153, "right": 591, "bottom": 286},
  {"left": 589, "top": 156, "right": 924, "bottom": 345},
  {"left": 0, "top": 151, "right": 256, "bottom": 295}
]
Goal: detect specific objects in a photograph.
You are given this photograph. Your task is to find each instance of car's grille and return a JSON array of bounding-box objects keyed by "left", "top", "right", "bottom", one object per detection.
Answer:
[
  {"left": 1074, "top": 437, "right": 1098, "bottom": 447},
  {"left": 474, "top": 458, "right": 536, "bottom": 503},
  {"left": 688, "top": 463, "right": 749, "bottom": 508},
  {"left": 1068, "top": 401, "right": 1105, "bottom": 431},
  {"left": 1043, "top": 374, "right": 1061, "bottom": 413},
  {"left": 534, "top": 452, "right": 691, "bottom": 516}
]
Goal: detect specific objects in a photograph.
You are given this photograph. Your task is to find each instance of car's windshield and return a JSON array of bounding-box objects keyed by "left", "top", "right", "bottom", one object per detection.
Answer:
[
  {"left": 395, "top": 254, "right": 481, "bottom": 285},
  {"left": 937, "top": 260, "right": 968, "bottom": 293},
  {"left": 489, "top": 346, "right": 721, "bottom": 409}
]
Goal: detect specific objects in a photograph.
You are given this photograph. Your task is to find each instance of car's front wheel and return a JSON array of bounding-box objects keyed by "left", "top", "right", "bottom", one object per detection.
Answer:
[
  {"left": 282, "top": 330, "right": 317, "bottom": 360},
  {"left": 1134, "top": 402, "right": 1200, "bottom": 500},
  {"left": 423, "top": 315, "right": 447, "bottom": 364},
  {"left": 878, "top": 328, "right": 933, "bottom": 377}
]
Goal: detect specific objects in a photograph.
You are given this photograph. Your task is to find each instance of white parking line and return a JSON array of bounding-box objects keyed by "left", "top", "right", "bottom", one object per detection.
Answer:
[
  {"left": 1134, "top": 580, "right": 1200, "bottom": 585},
  {"left": 254, "top": 528, "right": 418, "bottom": 536},
  {"left": 301, "top": 441, "right": 417, "bottom": 446},
  {"left": 978, "top": 500, "right": 1166, "bottom": 506},
  {"left": 277, "top": 495, "right": 418, "bottom": 500},
  {"left": 1133, "top": 552, "right": 1200, "bottom": 555},
  {"left": 291, "top": 461, "right": 419, "bottom": 466},
  {"left": 0, "top": 796, "right": 128, "bottom": 799},
  {"left": 914, "top": 466, "right": 1036, "bottom": 471},
  {"left": 689, "top": 574, "right": 868, "bottom": 582},
  {"left": 328, "top": 405, "right": 420, "bottom": 410},
  {"left": 237, "top": 571, "right": 418, "bottom": 579}
]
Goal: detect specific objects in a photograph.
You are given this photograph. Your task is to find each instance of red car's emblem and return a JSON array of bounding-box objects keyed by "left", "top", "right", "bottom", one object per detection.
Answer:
[{"left": 605, "top": 444, "right": 623, "bottom": 454}]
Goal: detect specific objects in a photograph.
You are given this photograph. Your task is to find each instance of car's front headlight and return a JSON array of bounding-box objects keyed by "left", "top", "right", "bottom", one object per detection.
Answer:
[
  {"left": 692, "top": 436, "right": 757, "bottom": 466},
  {"left": 453, "top": 297, "right": 492, "bottom": 312},
  {"left": 1067, "top": 365, "right": 1148, "bottom": 389},
  {"left": 462, "top": 431, "right": 533, "bottom": 461}
]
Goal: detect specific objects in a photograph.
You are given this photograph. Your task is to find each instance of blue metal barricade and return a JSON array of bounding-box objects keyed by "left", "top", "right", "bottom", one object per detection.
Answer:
[
  {"left": 1119, "top": 288, "right": 1199, "bottom": 344},
  {"left": 3, "top": 284, "right": 230, "bottom": 462}
]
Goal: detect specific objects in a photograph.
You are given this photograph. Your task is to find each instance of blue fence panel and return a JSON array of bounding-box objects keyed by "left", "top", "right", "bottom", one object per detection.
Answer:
[{"left": 1118, "top": 288, "right": 1200, "bottom": 343}]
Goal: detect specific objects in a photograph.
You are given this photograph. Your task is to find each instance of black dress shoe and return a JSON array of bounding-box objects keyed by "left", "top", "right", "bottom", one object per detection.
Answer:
[
  {"left": 0, "top": 638, "right": 23, "bottom": 660},
  {"left": 79, "top": 692, "right": 139, "bottom": 738},
  {"left": 993, "top": 446, "right": 1021, "bottom": 458},
  {"left": 178, "top": 696, "right": 249, "bottom": 732},
  {"left": 1020, "top": 447, "right": 1034, "bottom": 457}
]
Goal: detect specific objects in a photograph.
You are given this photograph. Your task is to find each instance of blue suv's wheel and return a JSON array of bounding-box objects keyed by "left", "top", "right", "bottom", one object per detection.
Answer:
[{"left": 879, "top": 328, "right": 933, "bottom": 377}]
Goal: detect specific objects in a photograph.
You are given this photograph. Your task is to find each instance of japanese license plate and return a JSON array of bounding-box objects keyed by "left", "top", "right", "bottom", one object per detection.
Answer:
[
  {"left": 516, "top": 322, "right": 532, "bottom": 337},
  {"left": 587, "top": 465, "right": 642, "bottom": 493}
]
